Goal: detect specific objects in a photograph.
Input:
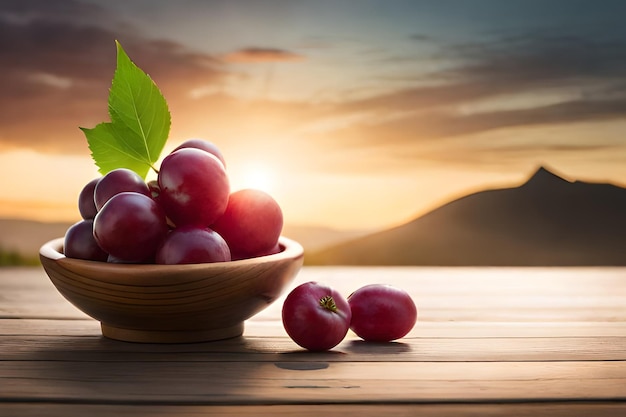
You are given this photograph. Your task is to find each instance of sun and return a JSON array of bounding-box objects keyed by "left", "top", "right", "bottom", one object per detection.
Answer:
[{"left": 234, "top": 162, "right": 276, "bottom": 194}]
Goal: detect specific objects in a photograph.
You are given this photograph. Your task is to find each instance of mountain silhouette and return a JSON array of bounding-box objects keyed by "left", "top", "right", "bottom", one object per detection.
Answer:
[{"left": 306, "top": 166, "right": 626, "bottom": 266}]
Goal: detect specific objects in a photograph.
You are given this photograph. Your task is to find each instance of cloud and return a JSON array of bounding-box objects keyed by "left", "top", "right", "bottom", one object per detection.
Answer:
[
  {"left": 220, "top": 47, "right": 304, "bottom": 63},
  {"left": 0, "top": 0, "right": 115, "bottom": 24},
  {"left": 409, "top": 33, "right": 436, "bottom": 42},
  {"left": 0, "top": 0, "right": 226, "bottom": 153},
  {"left": 0, "top": 1, "right": 308, "bottom": 154},
  {"left": 314, "top": 31, "right": 626, "bottom": 152},
  {"left": 2, "top": 1, "right": 626, "bottom": 176},
  {"left": 28, "top": 72, "right": 74, "bottom": 89},
  {"left": 442, "top": 32, "right": 626, "bottom": 91},
  {"left": 343, "top": 97, "right": 626, "bottom": 147},
  {"left": 352, "top": 33, "right": 626, "bottom": 111}
]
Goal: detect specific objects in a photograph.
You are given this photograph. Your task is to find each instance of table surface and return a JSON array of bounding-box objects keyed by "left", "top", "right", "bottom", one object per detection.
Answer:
[{"left": 1, "top": 265, "right": 626, "bottom": 416}]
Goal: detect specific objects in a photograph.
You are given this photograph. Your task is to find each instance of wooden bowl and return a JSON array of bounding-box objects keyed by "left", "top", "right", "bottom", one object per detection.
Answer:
[{"left": 39, "top": 236, "right": 304, "bottom": 343}]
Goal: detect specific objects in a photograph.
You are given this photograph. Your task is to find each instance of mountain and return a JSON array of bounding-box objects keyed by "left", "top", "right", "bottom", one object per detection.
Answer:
[
  {"left": 282, "top": 224, "right": 374, "bottom": 252},
  {"left": 306, "top": 166, "right": 626, "bottom": 266},
  {"left": 0, "top": 218, "right": 71, "bottom": 258}
]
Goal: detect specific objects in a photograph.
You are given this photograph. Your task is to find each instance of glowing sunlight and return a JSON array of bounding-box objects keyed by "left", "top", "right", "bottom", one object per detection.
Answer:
[{"left": 231, "top": 162, "right": 277, "bottom": 195}]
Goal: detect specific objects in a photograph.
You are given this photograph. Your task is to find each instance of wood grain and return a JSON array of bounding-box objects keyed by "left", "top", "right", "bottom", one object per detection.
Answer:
[
  {"left": 4, "top": 318, "right": 626, "bottom": 338},
  {"left": 2, "top": 361, "right": 626, "bottom": 404},
  {"left": 1, "top": 324, "right": 625, "bottom": 362},
  {"left": 1, "top": 266, "right": 625, "bottom": 416},
  {"left": 4, "top": 266, "right": 626, "bottom": 322},
  {"left": 3, "top": 403, "right": 626, "bottom": 417}
]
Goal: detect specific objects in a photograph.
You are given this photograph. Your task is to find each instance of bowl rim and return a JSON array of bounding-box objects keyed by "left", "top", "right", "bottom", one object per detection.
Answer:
[{"left": 40, "top": 235, "right": 304, "bottom": 270}]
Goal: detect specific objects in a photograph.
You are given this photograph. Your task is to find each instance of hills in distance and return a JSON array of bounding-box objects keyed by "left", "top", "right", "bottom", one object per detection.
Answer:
[
  {"left": 0, "top": 218, "right": 69, "bottom": 258},
  {"left": 306, "top": 166, "right": 626, "bottom": 266},
  {"left": 2, "top": 165, "right": 625, "bottom": 266}
]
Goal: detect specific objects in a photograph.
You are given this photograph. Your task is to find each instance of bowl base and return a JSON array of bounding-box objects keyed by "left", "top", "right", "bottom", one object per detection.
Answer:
[{"left": 101, "top": 322, "right": 244, "bottom": 343}]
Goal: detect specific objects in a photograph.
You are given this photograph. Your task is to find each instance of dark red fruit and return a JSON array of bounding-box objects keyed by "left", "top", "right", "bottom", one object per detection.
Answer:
[
  {"left": 63, "top": 219, "right": 108, "bottom": 261},
  {"left": 158, "top": 148, "right": 230, "bottom": 227},
  {"left": 94, "top": 168, "right": 151, "bottom": 211},
  {"left": 282, "top": 281, "right": 351, "bottom": 351},
  {"left": 212, "top": 189, "right": 282, "bottom": 259},
  {"left": 93, "top": 192, "right": 168, "bottom": 263},
  {"left": 173, "top": 139, "right": 226, "bottom": 167},
  {"left": 156, "top": 226, "right": 231, "bottom": 264},
  {"left": 78, "top": 178, "right": 100, "bottom": 220},
  {"left": 348, "top": 284, "right": 417, "bottom": 342}
]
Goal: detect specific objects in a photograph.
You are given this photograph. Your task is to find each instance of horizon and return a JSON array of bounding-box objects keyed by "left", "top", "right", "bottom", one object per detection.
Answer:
[
  {"left": 2, "top": 1, "right": 626, "bottom": 231},
  {"left": 0, "top": 163, "right": 605, "bottom": 230}
]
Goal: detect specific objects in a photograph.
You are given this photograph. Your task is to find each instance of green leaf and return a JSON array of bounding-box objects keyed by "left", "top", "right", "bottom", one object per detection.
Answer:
[
  {"left": 81, "top": 123, "right": 153, "bottom": 179},
  {"left": 82, "top": 40, "right": 171, "bottom": 179}
]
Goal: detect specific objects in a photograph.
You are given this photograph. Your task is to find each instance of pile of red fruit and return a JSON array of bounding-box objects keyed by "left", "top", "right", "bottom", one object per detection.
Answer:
[
  {"left": 64, "top": 139, "right": 283, "bottom": 264},
  {"left": 282, "top": 281, "right": 418, "bottom": 351}
]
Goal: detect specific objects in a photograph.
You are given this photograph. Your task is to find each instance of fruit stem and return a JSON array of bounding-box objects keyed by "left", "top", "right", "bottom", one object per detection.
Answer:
[{"left": 319, "top": 295, "right": 339, "bottom": 313}]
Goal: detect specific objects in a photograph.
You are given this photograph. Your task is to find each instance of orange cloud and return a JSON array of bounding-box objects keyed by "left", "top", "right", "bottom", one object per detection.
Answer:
[
  {"left": 0, "top": 1, "right": 226, "bottom": 153},
  {"left": 220, "top": 47, "right": 304, "bottom": 63}
]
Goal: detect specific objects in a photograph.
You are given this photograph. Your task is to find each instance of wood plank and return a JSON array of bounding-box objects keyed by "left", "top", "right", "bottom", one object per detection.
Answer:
[
  {"left": 1, "top": 361, "right": 625, "bottom": 404},
  {"left": 2, "top": 267, "right": 626, "bottom": 411},
  {"left": 3, "top": 318, "right": 626, "bottom": 338},
  {"left": 255, "top": 266, "right": 626, "bottom": 322},
  {"left": 2, "top": 403, "right": 626, "bottom": 417},
  {"left": 1, "top": 332, "right": 625, "bottom": 362},
  {"left": 3, "top": 267, "right": 626, "bottom": 322},
  {"left": 0, "top": 267, "right": 89, "bottom": 319}
]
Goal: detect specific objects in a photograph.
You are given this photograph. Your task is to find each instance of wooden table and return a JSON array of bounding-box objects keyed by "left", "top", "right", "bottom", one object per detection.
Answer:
[{"left": 1, "top": 266, "right": 626, "bottom": 416}]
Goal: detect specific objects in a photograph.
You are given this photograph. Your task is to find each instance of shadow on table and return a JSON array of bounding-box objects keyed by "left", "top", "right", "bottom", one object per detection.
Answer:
[{"left": 345, "top": 340, "right": 412, "bottom": 354}]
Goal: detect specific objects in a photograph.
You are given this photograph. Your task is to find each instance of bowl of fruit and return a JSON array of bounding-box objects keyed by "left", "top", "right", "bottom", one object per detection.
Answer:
[
  {"left": 39, "top": 234, "right": 303, "bottom": 343},
  {"left": 39, "top": 139, "right": 304, "bottom": 343}
]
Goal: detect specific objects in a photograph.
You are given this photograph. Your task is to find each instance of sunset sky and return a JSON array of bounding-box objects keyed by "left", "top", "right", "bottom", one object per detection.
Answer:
[{"left": 1, "top": 0, "right": 626, "bottom": 231}]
